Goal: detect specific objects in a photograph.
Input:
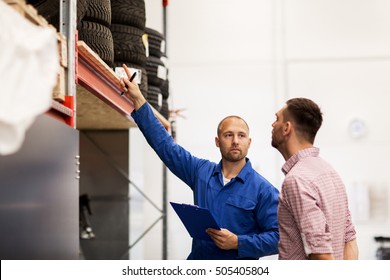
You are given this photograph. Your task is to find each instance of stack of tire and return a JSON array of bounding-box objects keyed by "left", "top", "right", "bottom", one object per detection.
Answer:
[
  {"left": 145, "top": 27, "right": 170, "bottom": 119},
  {"left": 110, "top": 0, "right": 148, "bottom": 98},
  {"left": 27, "top": 0, "right": 89, "bottom": 31},
  {"left": 29, "top": 0, "right": 115, "bottom": 68},
  {"left": 78, "top": 0, "right": 114, "bottom": 68}
]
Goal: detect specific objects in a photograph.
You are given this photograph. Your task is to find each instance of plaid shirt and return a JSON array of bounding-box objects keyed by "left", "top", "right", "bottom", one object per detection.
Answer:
[{"left": 278, "top": 147, "right": 356, "bottom": 259}]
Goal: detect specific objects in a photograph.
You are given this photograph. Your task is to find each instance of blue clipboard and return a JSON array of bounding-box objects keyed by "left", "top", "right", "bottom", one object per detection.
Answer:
[{"left": 170, "top": 202, "right": 221, "bottom": 241}]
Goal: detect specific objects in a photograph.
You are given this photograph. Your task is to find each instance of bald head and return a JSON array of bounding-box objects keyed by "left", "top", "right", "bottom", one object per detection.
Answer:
[{"left": 217, "top": 116, "right": 250, "bottom": 137}]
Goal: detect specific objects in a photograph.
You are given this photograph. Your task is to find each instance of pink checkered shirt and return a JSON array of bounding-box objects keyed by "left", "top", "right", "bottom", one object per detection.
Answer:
[{"left": 278, "top": 147, "right": 356, "bottom": 260}]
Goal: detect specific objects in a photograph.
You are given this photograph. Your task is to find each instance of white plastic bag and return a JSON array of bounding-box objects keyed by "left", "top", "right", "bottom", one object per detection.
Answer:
[{"left": 0, "top": 0, "right": 59, "bottom": 155}]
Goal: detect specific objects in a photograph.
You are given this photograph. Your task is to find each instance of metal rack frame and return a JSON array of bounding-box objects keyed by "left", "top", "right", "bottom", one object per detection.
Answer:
[{"left": 58, "top": 0, "right": 170, "bottom": 259}]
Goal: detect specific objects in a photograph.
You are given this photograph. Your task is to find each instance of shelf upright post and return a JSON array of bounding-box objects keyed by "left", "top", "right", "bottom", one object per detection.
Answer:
[
  {"left": 60, "top": 0, "right": 77, "bottom": 128},
  {"left": 162, "top": 0, "right": 169, "bottom": 260},
  {"left": 163, "top": 0, "right": 168, "bottom": 54}
]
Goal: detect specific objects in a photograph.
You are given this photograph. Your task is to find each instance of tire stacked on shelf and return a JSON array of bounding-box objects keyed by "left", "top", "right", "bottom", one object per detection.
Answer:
[
  {"left": 145, "top": 27, "right": 170, "bottom": 119},
  {"left": 28, "top": 0, "right": 115, "bottom": 68},
  {"left": 159, "top": 78, "right": 170, "bottom": 120},
  {"left": 110, "top": 0, "right": 148, "bottom": 98},
  {"left": 27, "top": 0, "right": 89, "bottom": 30},
  {"left": 78, "top": 0, "right": 114, "bottom": 68}
]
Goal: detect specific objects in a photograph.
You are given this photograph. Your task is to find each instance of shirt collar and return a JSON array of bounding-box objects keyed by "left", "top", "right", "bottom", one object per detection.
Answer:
[
  {"left": 213, "top": 158, "right": 252, "bottom": 183},
  {"left": 282, "top": 147, "right": 320, "bottom": 175}
]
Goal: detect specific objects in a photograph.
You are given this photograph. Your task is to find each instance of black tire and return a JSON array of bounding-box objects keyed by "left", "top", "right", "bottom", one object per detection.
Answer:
[
  {"left": 160, "top": 98, "right": 170, "bottom": 120},
  {"left": 78, "top": 21, "right": 114, "bottom": 67},
  {"left": 113, "top": 62, "right": 148, "bottom": 98},
  {"left": 145, "top": 27, "right": 165, "bottom": 58},
  {"left": 28, "top": 0, "right": 89, "bottom": 30},
  {"left": 160, "top": 79, "right": 170, "bottom": 99},
  {"left": 111, "top": 24, "right": 147, "bottom": 67},
  {"left": 82, "top": 0, "right": 111, "bottom": 28},
  {"left": 111, "top": 0, "right": 146, "bottom": 29},
  {"left": 146, "top": 56, "right": 167, "bottom": 87},
  {"left": 26, "top": 0, "right": 43, "bottom": 4},
  {"left": 146, "top": 86, "right": 162, "bottom": 111}
]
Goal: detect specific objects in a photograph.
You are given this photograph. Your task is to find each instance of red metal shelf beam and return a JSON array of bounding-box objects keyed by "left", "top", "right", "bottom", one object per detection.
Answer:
[
  {"left": 45, "top": 97, "right": 74, "bottom": 127},
  {"left": 76, "top": 42, "right": 135, "bottom": 120},
  {"left": 75, "top": 41, "right": 170, "bottom": 130}
]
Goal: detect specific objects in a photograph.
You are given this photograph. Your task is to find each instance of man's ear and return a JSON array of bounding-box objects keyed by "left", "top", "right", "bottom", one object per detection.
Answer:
[
  {"left": 283, "top": 121, "right": 292, "bottom": 136},
  {"left": 215, "top": 137, "right": 220, "bottom": 147}
]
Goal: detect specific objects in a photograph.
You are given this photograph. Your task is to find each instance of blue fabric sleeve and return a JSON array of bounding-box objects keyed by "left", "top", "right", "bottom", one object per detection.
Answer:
[{"left": 131, "top": 103, "right": 202, "bottom": 189}]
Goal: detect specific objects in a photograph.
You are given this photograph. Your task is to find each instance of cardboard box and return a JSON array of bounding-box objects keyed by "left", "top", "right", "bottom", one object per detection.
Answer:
[
  {"left": 5, "top": 0, "right": 50, "bottom": 27},
  {"left": 57, "top": 32, "right": 68, "bottom": 68},
  {"left": 4, "top": 0, "right": 26, "bottom": 16},
  {"left": 52, "top": 66, "right": 66, "bottom": 102}
]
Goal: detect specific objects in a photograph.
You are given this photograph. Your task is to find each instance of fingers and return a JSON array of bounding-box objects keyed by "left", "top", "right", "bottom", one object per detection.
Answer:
[
  {"left": 120, "top": 63, "right": 137, "bottom": 89},
  {"left": 207, "top": 228, "right": 222, "bottom": 236},
  {"left": 207, "top": 228, "right": 238, "bottom": 250},
  {"left": 122, "top": 64, "right": 132, "bottom": 80},
  {"left": 206, "top": 228, "right": 224, "bottom": 243},
  {"left": 119, "top": 77, "right": 128, "bottom": 93},
  {"left": 119, "top": 64, "right": 143, "bottom": 102},
  {"left": 119, "top": 77, "right": 125, "bottom": 88}
]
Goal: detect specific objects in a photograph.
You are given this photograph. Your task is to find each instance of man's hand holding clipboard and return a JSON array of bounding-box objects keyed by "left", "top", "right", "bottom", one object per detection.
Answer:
[
  {"left": 170, "top": 202, "right": 239, "bottom": 250},
  {"left": 170, "top": 202, "right": 220, "bottom": 241}
]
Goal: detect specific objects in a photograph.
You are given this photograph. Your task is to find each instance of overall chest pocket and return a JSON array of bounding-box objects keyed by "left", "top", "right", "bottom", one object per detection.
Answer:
[{"left": 224, "top": 196, "right": 257, "bottom": 231}]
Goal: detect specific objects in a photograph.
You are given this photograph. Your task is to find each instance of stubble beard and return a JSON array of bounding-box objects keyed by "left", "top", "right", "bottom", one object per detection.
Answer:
[
  {"left": 271, "top": 129, "right": 281, "bottom": 149},
  {"left": 224, "top": 149, "right": 245, "bottom": 163},
  {"left": 271, "top": 138, "right": 278, "bottom": 149}
]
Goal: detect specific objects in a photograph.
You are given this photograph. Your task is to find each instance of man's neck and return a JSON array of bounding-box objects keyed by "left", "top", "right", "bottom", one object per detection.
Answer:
[
  {"left": 222, "top": 159, "right": 246, "bottom": 179},
  {"left": 285, "top": 143, "right": 313, "bottom": 161}
]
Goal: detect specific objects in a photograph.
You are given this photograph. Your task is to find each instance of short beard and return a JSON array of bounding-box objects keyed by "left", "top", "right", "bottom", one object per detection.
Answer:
[
  {"left": 271, "top": 136, "right": 281, "bottom": 150},
  {"left": 271, "top": 139, "right": 278, "bottom": 149},
  {"left": 223, "top": 152, "right": 245, "bottom": 163}
]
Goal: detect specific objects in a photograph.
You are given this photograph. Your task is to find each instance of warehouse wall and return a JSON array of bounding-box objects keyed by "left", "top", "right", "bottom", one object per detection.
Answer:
[
  {"left": 130, "top": 0, "right": 390, "bottom": 260},
  {"left": 279, "top": 0, "right": 390, "bottom": 259}
]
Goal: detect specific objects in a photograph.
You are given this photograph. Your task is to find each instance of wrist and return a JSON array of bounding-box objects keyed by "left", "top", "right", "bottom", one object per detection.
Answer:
[{"left": 133, "top": 96, "right": 147, "bottom": 110}]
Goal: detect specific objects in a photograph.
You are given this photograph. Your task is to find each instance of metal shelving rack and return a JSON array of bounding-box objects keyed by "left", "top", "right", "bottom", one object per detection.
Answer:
[
  {"left": 56, "top": 0, "right": 169, "bottom": 130},
  {"left": 57, "top": 0, "right": 171, "bottom": 260},
  {"left": 162, "top": 0, "right": 169, "bottom": 260}
]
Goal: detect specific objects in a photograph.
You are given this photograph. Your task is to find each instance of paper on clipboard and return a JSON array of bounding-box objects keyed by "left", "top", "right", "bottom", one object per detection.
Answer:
[{"left": 170, "top": 202, "right": 221, "bottom": 241}]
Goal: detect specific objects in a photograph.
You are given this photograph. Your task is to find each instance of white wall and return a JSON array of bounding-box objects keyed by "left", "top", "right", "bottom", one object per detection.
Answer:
[
  {"left": 130, "top": 0, "right": 390, "bottom": 260},
  {"left": 283, "top": 0, "right": 390, "bottom": 260}
]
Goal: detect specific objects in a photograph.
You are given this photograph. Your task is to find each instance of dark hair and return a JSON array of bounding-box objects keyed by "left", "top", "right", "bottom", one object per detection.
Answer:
[
  {"left": 284, "top": 98, "right": 323, "bottom": 143},
  {"left": 217, "top": 116, "right": 250, "bottom": 136}
]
